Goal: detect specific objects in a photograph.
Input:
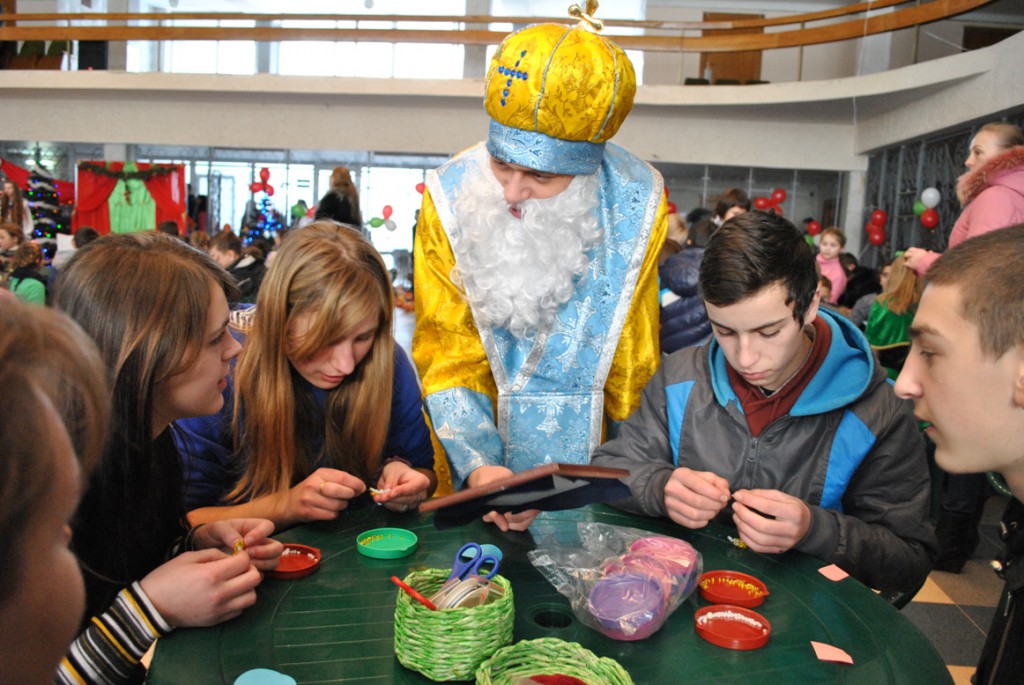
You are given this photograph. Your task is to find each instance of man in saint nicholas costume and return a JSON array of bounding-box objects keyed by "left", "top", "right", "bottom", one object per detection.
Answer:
[{"left": 412, "top": 7, "right": 668, "bottom": 529}]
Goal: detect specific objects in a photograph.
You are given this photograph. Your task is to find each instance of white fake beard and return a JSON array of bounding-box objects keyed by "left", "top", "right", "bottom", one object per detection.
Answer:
[{"left": 449, "top": 168, "right": 601, "bottom": 338}]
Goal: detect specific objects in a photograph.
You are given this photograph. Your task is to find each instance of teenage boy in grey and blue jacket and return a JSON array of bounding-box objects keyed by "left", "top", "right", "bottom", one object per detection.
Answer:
[{"left": 592, "top": 211, "right": 936, "bottom": 593}]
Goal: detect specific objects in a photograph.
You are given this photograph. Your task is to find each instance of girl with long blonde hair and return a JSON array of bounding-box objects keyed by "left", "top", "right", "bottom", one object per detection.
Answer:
[
  {"left": 179, "top": 221, "right": 435, "bottom": 530},
  {"left": 875, "top": 255, "right": 922, "bottom": 317},
  {"left": 315, "top": 166, "right": 362, "bottom": 228},
  {"left": 865, "top": 255, "right": 922, "bottom": 378}
]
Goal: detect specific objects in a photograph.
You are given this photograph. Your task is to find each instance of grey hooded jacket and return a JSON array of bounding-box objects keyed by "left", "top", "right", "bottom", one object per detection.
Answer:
[{"left": 592, "top": 309, "right": 936, "bottom": 593}]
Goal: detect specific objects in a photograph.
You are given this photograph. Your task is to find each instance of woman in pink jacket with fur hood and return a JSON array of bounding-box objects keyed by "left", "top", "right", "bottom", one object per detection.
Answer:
[
  {"left": 903, "top": 121, "right": 1024, "bottom": 576},
  {"left": 905, "top": 122, "right": 1024, "bottom": 275}
]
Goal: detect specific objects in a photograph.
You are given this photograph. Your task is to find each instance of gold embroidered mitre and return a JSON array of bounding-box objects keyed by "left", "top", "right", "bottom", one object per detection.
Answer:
[{"left": 483, "top": 19, "right": 637, "bottom": 175}]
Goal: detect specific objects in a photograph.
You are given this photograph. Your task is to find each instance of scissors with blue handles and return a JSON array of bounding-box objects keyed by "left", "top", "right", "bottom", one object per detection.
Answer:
[{"left": 447, "top": 542, "right": 501, "bottom": 582}]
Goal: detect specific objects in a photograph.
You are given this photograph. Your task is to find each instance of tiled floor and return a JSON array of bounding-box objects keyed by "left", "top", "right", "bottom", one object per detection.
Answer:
[
  {"left": 903, "top": 494, "right": 1007, "bottom": 684},
  {"left": 393, "top": 302, "right": 1007, "bottom": 684}
]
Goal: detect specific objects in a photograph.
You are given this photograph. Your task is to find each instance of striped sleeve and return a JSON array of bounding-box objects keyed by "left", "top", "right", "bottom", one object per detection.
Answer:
[{"left": 54, "top": 582, "right": 174, "bottom": 685}]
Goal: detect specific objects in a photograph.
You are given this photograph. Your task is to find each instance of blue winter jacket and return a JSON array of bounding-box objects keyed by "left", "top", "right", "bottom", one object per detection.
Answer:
[
  {"left": 658, "top": 247, "right": 711, "bottom": 354},
  {"left": 175, "top": 346, "right": 434, "bottom": 511}
]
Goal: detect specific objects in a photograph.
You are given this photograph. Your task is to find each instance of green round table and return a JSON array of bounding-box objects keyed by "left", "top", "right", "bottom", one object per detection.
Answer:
[{"left": 148, "top": 505, "right": 950, "bottom": 684}]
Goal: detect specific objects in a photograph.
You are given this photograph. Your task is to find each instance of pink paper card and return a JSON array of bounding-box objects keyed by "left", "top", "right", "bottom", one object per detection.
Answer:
[
  {"left": 811, "top": 641, "right": 854, "bottom": 664},
  {"left": 818, "top": 564, "right": 849, "bottom": 581}
]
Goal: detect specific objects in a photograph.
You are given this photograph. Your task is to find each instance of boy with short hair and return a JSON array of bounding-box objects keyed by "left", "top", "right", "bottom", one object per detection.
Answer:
[
  {"left": 208, "top": 230, "right": 265, "bottom": 303},
  {"left": 592, "top": 210, "right": 936, "bottom": 593},
  {"left": 895, "top": 224, "right": 1024, "bottom": 683},
  {"left": 816, "top": 274, "right": 833, "bottom": 307}
]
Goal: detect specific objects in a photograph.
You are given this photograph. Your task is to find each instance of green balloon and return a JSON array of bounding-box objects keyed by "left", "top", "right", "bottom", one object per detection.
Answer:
[
  {"left": 369, "top": 217, "right": 384, "bottom": 228},
  {"left": 805, "top": 235, "right": 815, "bottom": 247},
  {"left": 913, "top": 200, "right": 926, "bottom": 216}
]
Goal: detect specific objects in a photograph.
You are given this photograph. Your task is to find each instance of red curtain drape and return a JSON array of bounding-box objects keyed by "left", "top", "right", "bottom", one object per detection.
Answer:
[
  {"left": 1, "top": 159, "right": 75, "bottom": 203},
  {"left": 54, "top": 179, "right": 75, "bottom": 203},
  {"left": 72, "top": 161, "right": 122, "bottom": 235},
  {"left": 1, "top": 160, "right": 31, "bottom": 189},
  {"left": 140, "top": 163, "right": 187, "bottom": 235}
]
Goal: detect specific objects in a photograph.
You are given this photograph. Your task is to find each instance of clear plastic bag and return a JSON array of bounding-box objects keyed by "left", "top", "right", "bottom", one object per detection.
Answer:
[{"left": 528, "top": 522, "right": 702, "bottom": 641}]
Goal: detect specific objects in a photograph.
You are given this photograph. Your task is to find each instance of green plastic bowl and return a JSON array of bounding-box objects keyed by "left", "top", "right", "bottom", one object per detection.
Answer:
[{"left": 356, "top": 527, "right": 418, "bottom": 559}]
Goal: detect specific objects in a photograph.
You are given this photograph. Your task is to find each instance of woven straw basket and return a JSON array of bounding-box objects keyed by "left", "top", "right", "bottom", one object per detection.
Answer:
[
  {"left": 394, "top": 568, "right": 514, "bottom": 681},
  {"left": 475, "top": 638, "right": 634, "bottom": 685}
]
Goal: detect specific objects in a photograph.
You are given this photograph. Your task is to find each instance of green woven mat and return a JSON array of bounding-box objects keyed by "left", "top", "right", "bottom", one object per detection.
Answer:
[
  {"left": 394, "top": 568, "right": 514, "bottom": 681},
  {"left": 475, "top": 638, "right": 634, "bottom": 685}
]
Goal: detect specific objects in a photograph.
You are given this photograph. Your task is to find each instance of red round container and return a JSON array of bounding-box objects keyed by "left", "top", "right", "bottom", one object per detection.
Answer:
[
  {"left": 697, "top": 570, "right": 769, "bottom": 608},
  {"left": 694, "top": 604, "right": 771, "bottom": 650},
  {"left": 268, "top": 543, "right": 322, "bottom": 580}
]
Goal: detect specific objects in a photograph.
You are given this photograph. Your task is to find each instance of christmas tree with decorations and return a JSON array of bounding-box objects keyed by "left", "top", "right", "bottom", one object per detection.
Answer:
[
  {"left": 27, "top": 167, "right": 66, "bottom": 238},
  {"left": 244, "top": 194, "right": 282, "bottom": 245}
]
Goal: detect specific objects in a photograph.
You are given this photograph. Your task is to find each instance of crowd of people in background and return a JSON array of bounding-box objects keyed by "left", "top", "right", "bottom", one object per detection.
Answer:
[
  {"left": 0, "top": 163, "right": 367, "bottom": 309},
  {"left": 0, "top": 42, "right": 1021, "bottom": 681}
]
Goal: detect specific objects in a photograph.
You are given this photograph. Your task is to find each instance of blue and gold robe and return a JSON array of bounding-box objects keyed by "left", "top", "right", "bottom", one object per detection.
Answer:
[{"left": 413, "top": 143, "right": 666, "bottom": 494}]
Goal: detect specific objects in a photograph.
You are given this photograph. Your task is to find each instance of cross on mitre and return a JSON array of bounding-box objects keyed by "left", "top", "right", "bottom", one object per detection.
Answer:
[{"left": 569, "top": 0, "right": 603, "bottom": 31}]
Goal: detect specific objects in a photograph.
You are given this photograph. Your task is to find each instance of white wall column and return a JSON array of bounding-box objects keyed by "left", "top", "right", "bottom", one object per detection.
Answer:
[
  {"left": 463, "top": 0, "right": 490, "bottom": 79},
  {"left": 103, "top": 143, "right": 129, "bottom": 161},
  {"left": 256, "top": 20, "right": 273, "bottom": 74},
  {"left": 103, "top": 0, "right": 132, "bottom": 71},
  {"left": 843, "top": 169, "right": 867, "bottom": 256}
]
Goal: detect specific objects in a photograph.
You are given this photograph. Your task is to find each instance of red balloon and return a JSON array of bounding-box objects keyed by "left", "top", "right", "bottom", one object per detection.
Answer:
[
  {"left": 265, "top": 185, "right": 274, "bottom": 196},
  {"left": 259, "top": 167, "right": 270, "bottom": 182},
  {"left": 771, "top": 188, "right": 787, "bottom": 204},
  {"left": 666, "top": 201, "right": 678, "bottom": 215},
  {"left": 806, "top": 220, "right": 822, "bottom": 236},
  {"left": 868, "top": 228, "right": 886, "bottom": 246},
  {"left": 920, "top": 208, "right": 939, "bottom": 229},
  {"left": 382, "top": 205, "right": 393, "bottom": 220},
  {"left": 249, "top": 181, "right": 262, "bottom": 193},
  {"left": 771, "top": 204, "right": 784, "bottom": 217},
  {"left": 870, "top": 209, "right": 888, "bottom": 227},
  {"left": 415, "top": 182, "right": 426, "bottom": 194},
  {"left": 754, "top": 197, "right": 771, "bottom": 210}
]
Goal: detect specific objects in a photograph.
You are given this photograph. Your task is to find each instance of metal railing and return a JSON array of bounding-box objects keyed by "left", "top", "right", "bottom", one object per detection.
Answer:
[{"left": 0, "top": 0, "right": 997, "bottom": 53}]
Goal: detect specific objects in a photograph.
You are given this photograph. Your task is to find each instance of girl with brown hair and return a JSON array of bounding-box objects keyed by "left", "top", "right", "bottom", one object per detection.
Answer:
[
  {"left": 1, "top": 180, "right": 33, "bottom": 237},
  {"left": 7, "top": 241, "right": 47, "bottom": 305},
  {"left": 53, "top": 232, "right": 282, "bottom": 685},
  {"left": 179, "top": 221, "right": 435, "bottom": 530},
  {"left": 0, "top": 221, "right": 25, "bottom": 273},
  {"left": 0, "top": 301, "right": 109, "bottom": 684}
]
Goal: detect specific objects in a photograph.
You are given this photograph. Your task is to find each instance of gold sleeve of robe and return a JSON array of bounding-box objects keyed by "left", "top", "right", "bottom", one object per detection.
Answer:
[{"left": 604, "top": 194, "right": 667, "bottom": 424}]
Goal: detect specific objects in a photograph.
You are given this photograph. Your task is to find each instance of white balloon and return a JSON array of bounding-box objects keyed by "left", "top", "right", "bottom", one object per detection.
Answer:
[
  {"left": 385, "top": 219, "right": 397, "bottom": 232},
  {"left": 921, "top": 187, "right": 941, "bottom": 209}
]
